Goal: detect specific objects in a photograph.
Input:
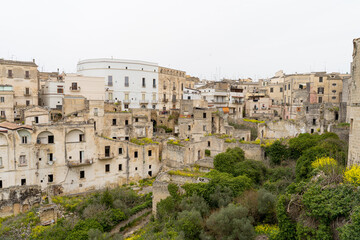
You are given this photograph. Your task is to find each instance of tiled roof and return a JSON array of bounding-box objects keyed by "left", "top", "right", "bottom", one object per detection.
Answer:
[{"left": 0, "top": 121, "right": 32, "bottom": 130}]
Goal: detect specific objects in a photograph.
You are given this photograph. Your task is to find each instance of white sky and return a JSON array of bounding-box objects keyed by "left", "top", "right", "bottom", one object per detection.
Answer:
[{"left": 1, "top": 0, "right": 359, "bottom": 80}]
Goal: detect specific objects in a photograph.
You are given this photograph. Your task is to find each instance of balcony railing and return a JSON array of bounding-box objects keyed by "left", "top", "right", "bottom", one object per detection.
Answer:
[
  {"left": 231, "top": 100, "right": 243, "bottom": 104},
  {"left": 140, "top": 99, "right": 149, "bottom": 104},
  {"left": 70, "top": 86, "right": 81, "bottom": 92},
  {"left": 67, "top": 159, "right": 93, "bottom": 167},
  {"left": 163, "top": 99, "right": 168, "bottom": 103},
  {"left": 123, "top": 99, "right": 131, "bottom": 104},
  {"left": 98, "top": 153, "right": 115, "bottom": 160},
  {"left": 151, "top": 100, "right": 158, "bottom": 104}
]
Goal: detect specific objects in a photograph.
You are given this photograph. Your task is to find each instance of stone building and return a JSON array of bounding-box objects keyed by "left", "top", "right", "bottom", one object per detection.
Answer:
[
  {"left": 158, "top": 67, "right": 186, "bottom": 111},
  {"left": 348, "top": 38, "right": 360, "bottom": 166},
  {"left": 0, "top": 59, "right": 39, "bottom": 121}
]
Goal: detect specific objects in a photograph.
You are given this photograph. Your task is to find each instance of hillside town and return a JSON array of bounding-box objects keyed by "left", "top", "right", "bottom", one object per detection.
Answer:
[{"left": 0, "top": 38, "right": 359, "bottom": 238}]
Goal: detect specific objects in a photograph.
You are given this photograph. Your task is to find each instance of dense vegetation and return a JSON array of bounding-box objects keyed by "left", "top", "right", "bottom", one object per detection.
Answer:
[
  {"left": 0, "top": 187, "right": 152, "bottom": 240},
  {"left": 132, "top": 132, "right": 356, "bottom": 240}
]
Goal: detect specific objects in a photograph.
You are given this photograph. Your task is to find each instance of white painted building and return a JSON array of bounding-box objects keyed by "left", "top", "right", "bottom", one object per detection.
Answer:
[
  {"left": 77, "top": 58, "right": 159, "bottom": 110},
  {"left": 40, "top": 80, "right": 64, "bottom": 110},
  {"left": 183, "top": 87, "right": 201, "bottom": 100}
]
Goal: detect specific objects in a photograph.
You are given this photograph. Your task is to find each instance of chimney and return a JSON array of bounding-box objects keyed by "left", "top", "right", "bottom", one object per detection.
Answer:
[{"left": 32, "top": 59, "right": 35, "bottom": 63}]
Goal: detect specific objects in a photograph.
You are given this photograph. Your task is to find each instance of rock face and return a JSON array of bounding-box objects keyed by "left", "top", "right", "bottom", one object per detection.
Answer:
[
  {"left": 0, "top": 185, "right": 41, "bottom": 217},
  {"left": 348, "top": 38, "right": 360, "bottom": 166}
]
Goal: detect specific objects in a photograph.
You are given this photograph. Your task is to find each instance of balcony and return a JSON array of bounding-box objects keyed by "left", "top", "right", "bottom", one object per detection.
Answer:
[
  {"left": 69, "top": 86, "right": 81, "bottom": 92},
  {"left": 67, "top": 159, "right": 93, "bottom": 167},
  {"left": 123, "top": 99, "right": 131, "bottom": 104},
  {"left": 140, "top": 99, "right": 149, "bottom": 104},
  {"left": 151, "top": 100, "right": 158, "bottom": 104},
  {"left": 98, "top": 153, "right": 115, "bottom": 160},
  {"left": 231, "top": 100, "right": 243, "bottom": 104},
  {"left": 163, "top": 99, "right": 168, "bottom": 103}
]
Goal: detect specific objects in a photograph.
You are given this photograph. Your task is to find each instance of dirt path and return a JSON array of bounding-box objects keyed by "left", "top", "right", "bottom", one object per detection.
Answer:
[
  {"left": 122, "top": 212, "right": 152, "bottom": 239},
  {"left": 110, "top": 208, "right": 151, "bottom": 235}
]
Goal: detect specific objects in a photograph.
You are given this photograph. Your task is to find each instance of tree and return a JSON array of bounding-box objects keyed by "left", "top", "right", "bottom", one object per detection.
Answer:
[
  {"left": 213, "top": 152, "right": 238, "bottom": 174},
  {"left": 101, "top": 189, "right": 114, "bottom": 208},
  {"left": 206, "top": 204, "right": 255, "bottom": 240},
  {"left": 180, "top": 194, "right": 210, "bottom": 217},
  {"left": 176, "top": 210, "right": 203, "bottom": 239},
  {"left": 265, "top": 140, "right": 289, "bottom": 165}
]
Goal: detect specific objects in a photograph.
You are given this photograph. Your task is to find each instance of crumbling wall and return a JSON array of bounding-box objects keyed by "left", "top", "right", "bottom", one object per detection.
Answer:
[
  {"left": 0, "top": 185, "right": 41, "bottom": 217},
  {"left": 259, "top": 120, "right": 306, "bottom": 139}
]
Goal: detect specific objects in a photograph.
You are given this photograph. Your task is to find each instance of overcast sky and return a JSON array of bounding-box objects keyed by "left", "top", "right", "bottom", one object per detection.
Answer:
[{"left": 1, "top": 0, "right": 359, "bottom": 80}]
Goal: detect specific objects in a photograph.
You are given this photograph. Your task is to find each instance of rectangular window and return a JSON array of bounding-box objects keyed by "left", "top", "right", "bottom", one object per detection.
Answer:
[
  {"left": 134, "top": 151, "right": 138, "bottom": 158},
  {"left": 125, "top": 120, "right": 129, "bottom": 125},
  {"left": 319, "top": 77, "right": 323, "bottom": 82},
  {"left": 79, "top": 134, "right": 84, "bottom": 142},
  {"left": 80, "top": 171, "right": 85, "bottom": 179},
  {"left": 119, "top": 164, "right": 122, "bottom": 171},
  {"left": 119, "top": 148, "right": 123, "bottom": 154},
  {"left": 26, "top": 100, "right": 30, "bottom": 106},
  {"left": 94, "top": 108, "right": 98, "bottom": 116},
  {"left": 0, "top": 97, "right": 4, "bottom": 103},
  {"left": 318, "top": 97, "right": 323, "bottom": 103},
  {"left": 203, "top": 113, "right": 207, "bottom": 118},
  {"left": 153, "top": 79, "right": 156, "bottom": 88},
  {"left": 108, "top": 76, "right": 113, "bottom": 86},
  {"left": 188, "top": 125, "right": 191, "bottom": 131},
  {"left": 48, "top": 174, "right": 53, "bottom": 183},
  {"left": 22, "top": 136, "right": 27, "bottom": 144},
  {"left": 280, "top": 87, "right": 283, "bottom": 92},
  {"left": 19, "top": 155, "right": 27, "bottom": 165},
  {"left": 313, "top": 119, "right": 316, "bottom": 125},
  {"left": 0, "top": 157, "right": 2, "bottom": 166},
  {"left": 317, "top": 87, "right": 324, "bottom": 94},
  {"left": 25, "top": 71, "right": 30, "bottom": 79},
  {"left": 105, "top": 164, "right": 110, "bottom": 172},
  {"left": 124, "top": 104, "right": 129, "bottom": 109},
  {"left": 142, "top": 78, "right": 146, "bottom": 87},
  {"left": 48, "top": 135, "right": 54, "bottom": 144},
  {"left": 80, "top": 151, "right": 84, "bottom": 162},
  {"left": 105, "top": 146, "right": 110, "bottom": 157},
  {"left": 57, "top": 87, "right": 63, "bottom": 93},
  {"left": 270, "top": 88, "right": 274, "bottom": 93},
  {"left": 25, "top": 88, "right": 30, "bottom": 95},
  {"left": 125, "top": 76, "right": 129, "bottom": 87},
  {"left": 71, "top": 82, "right": 78, "bottom": 90},
  {"left": 284, "top": 85, "right": 287, "bottom": 91},
  {"left": 149, "top": 165, "right": 152, "bottom": 169},
  {"left": 0, "top": 180, "right": 2, "bottom": 188},
  {"left": 288, "top": 84, "right": 290, "bottom": 90},
  {"left": 148, "top": 150, "right": 152, "bottom": 156},
  {"left": 203, "top": 125, "right": 206, "bottom": 131},
  {"left": 48, "top": 153, "right": 53, "bottom": 161},
  {"left": 35, "top": 116, "right": 39, "bottom": 123},
  {"left": 21, "top": 179, "right": 26, "bottom": 186},
  {"left": 8, "top": 70, "right": 12, "bottom": 78},
  {"left": 208, "top": 141, "right": 211, "bottom": 147},
  {"left": 0, "top": 111, "right": 5, "bottom": 118},
  {"left": 112, "top": 119, "right": 117, "bottom": 126}
]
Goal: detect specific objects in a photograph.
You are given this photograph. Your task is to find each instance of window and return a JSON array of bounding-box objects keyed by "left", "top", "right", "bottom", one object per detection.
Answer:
[
  {"left": 135, "top": 167, "right": 138, "bottom": 171},
  {"left": 0, "top": 180, "right": 2, "bottom": 188},
  {"left": 288, "top": 84, "right": 290, "bottom": 90},
  {"left": 7, "top": 70, "right": 12, "bottom": 78},
  {"left": 149, "top": 165, "right": 152, "bottom": 169},
  {"left": 19, "top": 155, "right": 27, "bottom": 165},
  {"left": 203, "top": 125, "right": 206, "bottom": 131},
  {"left": 317, "top": 87, "right": 324, "bottom": 94},
  {"left": 57, "top": 87, "right": 63, "bottom": 93},
  {"left": 208, "top": 141, "right": 211, "bottom": 147},
  {"left": 142, "top": 93, "right": 145, "bottom": 101},
  {"left": 25, "top": 87, "right": 30, "bottom": 95},
  {"left": 270, "top": 88, "right": 274, "bottom": 93},
  {"left": 148, "top": 150, "right": 152, "bottom": 156},
  {"left": 25, "top": 71, "right": 30, "bottom": 78},
  {"left": 203, "top": 113, "right": 207, "bottom": 118},
  {"left": 21, "top": 179, "right": 26, "bottom": 186},
  {"left": 125, "top": 136, "right": 129, "bottom": 141},
  {"left": 311, "top": 129, "right": 314, "bottom": 134},
  {"left": 112, "top": 119, "right": 117, "bottom": 126},
  {"left": 22, "top": 136, "right": 27, "bottom": 144},
  {"left": 94, "top": 108, "right": 98, "bottom": 116},
  {"left": 332, "top": 90, "right": 336, "bottom": 93},
  {"left": 188, "top": 125, "right": 191, "bottom": 131},
  {"left": 306, "top": 106, "right": 309, "bottom": 113},
  {"left": 35, "top": 117, "right": 39, "bottom": 123},
  {"left": 318, "top": 97, "right": 323, "bottom": 103},
  {"left": 80, "top": 151, "right": 84, "bottom": 162},
  {"left": 351, "top": 118, "right": 354, "bottom": 134},
  {"left": 105, "top": 164, "right": 110, "bottom": 172},
  {"left": 80, "top": 171, "right": 85, "bottom": 179},
  {"left": 105, "top": 146, "right": 110, "bottom": 157},
  {"left": 108, "top": 76, "right": 113, "bottom": 86},
  {"left": 142, "top": 78, "right": 146, "bottom": 87},
  {"left": 48, "top": 174, "right": 53, "bottom": 183},
  {"left": 119, "top": 148, "right": 123, "bottom": 155},
  {"left": 48, "top": 135, "right": 54, "bottom": 144},
  {"left": 79, "top": 134, "right": 84, "bottom": 142},
  {"left": 125, "top": 120, "right": 129, "bottom": 125},
  {"left": 0, "top": 97, "right": 4, "bottom": 103},
  {"left": 125, "top": 76, "right": 129, "bottom": 87},
  {"left": 71, "top": 82, "right": 78, "bottom": 90},
  {"left": 48, "top": 153, "right": 53, "bottom": 162},
  {"left": 153, "top": 79, "right": 156, "bottom": 88},
  {"left": 332, "top": 96, "right": 336, "bottom": 100},
  {"left": 181, "top": 83, "right": 184, "bottom": 91},
  {"left": 134, "top": 151, "right": 138, "bottom": 158},
  {"left": 0, "top": 157, "right": 2, "bottom": 166},
  {"left": 319, "top": 77, "right": 323, "bottom": 82},
  {"left": 119, "top": 164, "right": 122, "bottom": 171},
  {"left": 124, "top": 104, "right": 129, "bottom": 109},
  {"left": 148, "top": 171, "right": 152, "bottom": 177},
  {"left": 135, "top": 118, "right": 138, "bottom": 122},
  {"left": 284, "top": 85, "right": 287, "bottom": 91},
  {"left": 313, "top": 119, "right": 316, "bottom": 125},
  {"left": 332, "top": 83, "right": 337, "bottom": 86},
  {"left": 280, "top": 87, "right": 283, "bottom": 92},
  {"left": 26, "top": 100, "right": 30, "bottom": 106}
]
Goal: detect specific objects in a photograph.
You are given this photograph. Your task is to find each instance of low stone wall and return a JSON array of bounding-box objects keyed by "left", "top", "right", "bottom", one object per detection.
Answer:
[
  {"left": 0, "top": 185, "right": 41, "bottom": 217},
  {"left": 330, "top": 126, "right": 349, "bottom": 143}
]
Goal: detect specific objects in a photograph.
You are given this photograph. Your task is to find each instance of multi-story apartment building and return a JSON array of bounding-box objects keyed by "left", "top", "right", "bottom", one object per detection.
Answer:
[
  {"left": 158, "top": 67, "right": 186, "bottom": 110},
  {"left": 0, "top": 59, "right": 39, "bottom": 121},
  {"left": 348, "top": 38, "right": 360, "bottom": 166},
  {"left": 77, "top": 58, "right": 159, "bottom": 110}
]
